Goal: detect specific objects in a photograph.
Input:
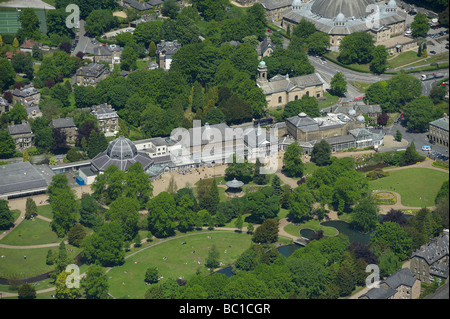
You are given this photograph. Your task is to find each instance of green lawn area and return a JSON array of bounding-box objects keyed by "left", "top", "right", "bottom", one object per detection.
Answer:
[
  {"left": 368, "top": 167, "right": 448, "bottom": 207},
  {"left": 387, "top": 50, "right": 423, "bottom": 69},
  {"left": 0, "top": 217, "right": 58, "bottom": 246},
  {"left": 37, "top": 204, "right": 53, "bottom": 219},
  {"left": 0, "top": 245, "right": 81, "bottom": 280},
  {"left": 106, "top": 230, "right": 253, "bottom": 299},
  {"left": 318, "top": 91, "right": 340, "bottom": 109}
]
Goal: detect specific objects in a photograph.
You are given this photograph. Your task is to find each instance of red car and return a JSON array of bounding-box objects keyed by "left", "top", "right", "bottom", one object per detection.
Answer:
[{"left": 267, "top": 29, "right": 272, "bottom": 33}]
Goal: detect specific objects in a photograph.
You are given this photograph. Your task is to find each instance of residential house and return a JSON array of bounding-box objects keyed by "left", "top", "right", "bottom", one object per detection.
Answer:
[
  {"left": 429, "top": 114, "right": 449, "bottom": 147},
  {"left": 156, "top": 40, "right": 182, "bottom": 70},
  {"left": 90, "top": 103, "right": 119, "bottom": 136},
  {"left": 256, "top": 37, "right": 276, "bottom": 59},
  {"left": 52, "top": 117, "right": 77, "bottom": 144},
  {"left": 75, "top": 63, "right": 110, "bottom": 86},
  {"left": 26, "top": 106, "right": 43, "bottom": 120},
  {"left": 359, "top": 268, "right": 421, "bottom": 299},
  {"left": 93, "top": 45, "right": 122, "bottom": 67},
  {"left": 410, "top": 232, "right": 449, "bottom": 284},
  {"left": 256, "top": 60, "right": 324, "bottom": 109},
  {"left": 7, "top": 120, "right": 34, "bottom": 150},
  {"left": 20, "top": 39, "right": 43, "bottom": 53},
  {"left": 12, "top": 85, "right": 41, "bottom": 106}
]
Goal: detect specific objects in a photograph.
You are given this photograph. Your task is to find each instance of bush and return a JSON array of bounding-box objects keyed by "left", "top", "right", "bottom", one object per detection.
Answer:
[{"left": 366, "top": 168, "right": 390, "bottom": 180}]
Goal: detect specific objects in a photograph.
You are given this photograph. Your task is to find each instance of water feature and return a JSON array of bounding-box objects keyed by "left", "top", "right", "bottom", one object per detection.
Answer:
[
  {"left": 321, "top": 220, "right": 372, "bottom": 245},
  {"left": 299, "top": 228, "right": 315, "bottom": 240},
  {"left": 277, "top": 243, "right": 303, "bottom": 258},
  {"left": 215, "top": 266, "right": 235, "bottom": 278}
]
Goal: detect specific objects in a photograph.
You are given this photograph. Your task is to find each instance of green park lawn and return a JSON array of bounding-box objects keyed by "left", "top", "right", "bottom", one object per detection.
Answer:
[
  {"left": 0, "top": 245, "right": 81, "bottom": 280},
  {"left": 106, "top": 230, "right": 253, "bottom": 299},
  {"left": 368, "top": 167, "right": 448, "bottom": 207},
  {"left": 0, "top": 217, "right": 58, "bottom": 246}
]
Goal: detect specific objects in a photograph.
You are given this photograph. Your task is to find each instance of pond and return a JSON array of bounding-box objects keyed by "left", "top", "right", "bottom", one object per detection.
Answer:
[
  {"left": 299, "top": 228, "right": 316, "bottom": 240},
  {"left": 214, "top": 244, "right": 304, "bottom": 278},
  {"left": 320, "top": 220, "right": 372, "bottom": 245}
]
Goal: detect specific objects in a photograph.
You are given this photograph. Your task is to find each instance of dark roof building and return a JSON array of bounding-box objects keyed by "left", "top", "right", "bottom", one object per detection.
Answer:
[
  {"left": 90, "top": 135, "right": 153, "bottom": 173},
  {"left": 52, "top": 117, "right": 76, "bottom": 129},
  {"left": 359, "top": 268, "right": 420, "bottom": 299}
]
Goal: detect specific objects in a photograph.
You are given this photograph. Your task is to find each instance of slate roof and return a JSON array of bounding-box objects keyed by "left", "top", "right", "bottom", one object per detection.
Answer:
[
  {"left": 258, "top": 73, "right": 324, "bottom": 95},
  {"left": 360, "top": 268, "right": 418, "bottom": 299},
  {"left": 52, "top": 117, "right": 76, "bottom": 129},
  {"left": 311, "top": 0, "right": 374, "bottom": 19},
  {"left": 258, "top": 0, "right": 292, "bottom": 10},
  {"left": 123, "top": 0, "right": 153, "bottom": 11},
  {"left": 157, "top": 40, "right": 182, "bottom": 56},
  {"left": 7, "top": 122, "right": 32, "bottom": 135},
  {"left": 286, "top": 113, "right": 319, "bottom": 131},
  {"left": 430, "top": 117, "right": 449, "bottom": 132},
  {"left": 12, "top": 85, "right": 39, "bottom": 98},
  {"left": 77, "top": 63, "right": 108, "bottom": 76},
  {"left": 256, "top": 37, "right": 276, "bottom": 56},
  {"left": 411, "top": 234, "right": 449, "bottom": 266}
]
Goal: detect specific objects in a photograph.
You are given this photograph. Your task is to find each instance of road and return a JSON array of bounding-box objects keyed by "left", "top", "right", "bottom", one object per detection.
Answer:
[{"left": 72, "top": 20, "right": 98, "bottom": 55}]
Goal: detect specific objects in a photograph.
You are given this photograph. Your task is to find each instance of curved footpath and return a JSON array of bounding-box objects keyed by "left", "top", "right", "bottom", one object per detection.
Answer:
[{"left": 0, "top": 158, "right": 446, "bottom": 297}]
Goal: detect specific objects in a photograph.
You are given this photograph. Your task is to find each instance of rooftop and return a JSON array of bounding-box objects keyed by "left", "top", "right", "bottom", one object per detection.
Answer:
[
  {"left": 52, "top": 117, "right": 76, "bottom": 129},
  {"left": 0, "top": 162, "right": 54, "bottom": 198}
]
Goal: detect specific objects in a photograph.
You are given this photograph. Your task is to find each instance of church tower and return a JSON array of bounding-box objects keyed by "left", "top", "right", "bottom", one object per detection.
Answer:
[{"left": 256, "top": 60, "right": 268, "bottom": 86}]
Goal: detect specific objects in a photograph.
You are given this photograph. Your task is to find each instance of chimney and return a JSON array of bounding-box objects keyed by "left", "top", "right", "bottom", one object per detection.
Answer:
[{"left": 160, "top": 40, "right": 165, "bottom": 46}]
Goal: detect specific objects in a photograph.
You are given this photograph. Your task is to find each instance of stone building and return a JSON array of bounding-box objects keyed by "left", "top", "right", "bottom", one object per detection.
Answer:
[
  {"left": 93, "top": 45, "right": 122, "bottom": 67},
  {"left": 282, "top": 0, "right": 407, "bottom": 49},
  {"left": 410, "top": 232, "right": 449, "bottom": 284},
  {"left": 91, "top": 103, "right": 119, "bottom": 136},
  {"left": 258, "top": 0, "right": 293, "bottom": 22},
  {"left": 256, "top": 37, "right": 276, "bottom": 59},
  {"left": 7, "top": 120, "right": 34, "bottom": 150},
  {"left": 0, "top": 97, "right": 10, "bottom": 116},
  {"left": 52, "top": 117, "right": 77, "bottom": 144},
  {"left": 75, "top": 63, "right": 110, "bottom": 86},
  {"left": 327, "top": 100, "right": 383, "bottom": 121},
  {"left": 429, "top": 114, "right": 449, "bottom": 147},
  {"left": 12, "top": 85, "right": 41, "bottom": 106},
  {"left": 156, "top": 40, "right": 182, "bottom": 70},
  {"left": 256, "top": 60, "right": 324, "bottom": 109},
  {"left": 359, "top": 268, "right": 421, "bottom": 299}
]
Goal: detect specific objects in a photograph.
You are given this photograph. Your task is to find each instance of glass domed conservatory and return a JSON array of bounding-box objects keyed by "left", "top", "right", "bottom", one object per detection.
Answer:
[
  {"left": 283, "top": 0, "right": 407, "bottom": 48},
  {"left": 90, "top": 135, "right": 153, "bottom": 173}
]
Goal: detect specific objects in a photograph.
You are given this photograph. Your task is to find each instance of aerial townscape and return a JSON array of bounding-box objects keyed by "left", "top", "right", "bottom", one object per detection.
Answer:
[{"left": 0, "top": 0, "right": 449, "bottom": 304}]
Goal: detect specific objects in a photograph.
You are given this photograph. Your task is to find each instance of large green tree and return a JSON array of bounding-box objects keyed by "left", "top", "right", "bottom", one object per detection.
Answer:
[
  {"left": 338, "top": 32, "right": 375, "bottom": 65},
  {"left": 283, "top": 142, "right": 304, "bottom": 178},
  {"left": 147, "top": 192, "right": 177, "bottom": 238}
]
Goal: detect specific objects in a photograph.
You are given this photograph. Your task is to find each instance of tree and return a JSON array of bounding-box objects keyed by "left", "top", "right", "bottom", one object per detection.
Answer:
[
  {"left": 338, "top": 32, "right": 375, "bottom": 65},
  {"left": 81, "top": 221, "right": 125, "bottom": 267},
  {"left": 403, "top": 96, "right": 441, "bottom": 132},
  {"left": 0, "top": 130, "right": 16, "bottom": 159},
  {"left": 25, "top": 198, "right": 38, "bottom": 219},
  {"left": 369, "top": 221, "right": 413, "bottom": 260},
  {"left": 271, "top": 175, "right": 283, "bottom": 197},
  {"left": 378, "top": 249, "right": 401, "bottom": 278},
  {"left": 145, "top": 265, "right": 159, "bottom": 284},
  {"left": 288, "top": 184, "right": 315, "bottom": 222},
  {"left": 370, "top": 45, "right": 389, "bottom": 74},
  {"left": 311, "top": 139, "right": 332, "bottom": 166},
  {"left": 205, "top": 244, "right": 220, "bottom": 269},
  {"left": 18, "top": 283, "right": 36, "bottom": 299},
  {"left": 85, "top": 10, "right": 117, "bottom": 36},
  {"left": 283, "top": 142, "right": 304, "bottom": 178},
  {"left": 401, "top": 141, "right": 422, "bottom": 166},
  {"left": 0, "top": 58, "right": 16, "bottom": 91},
  {"left": 351, "top": 196, "right": 379, "bottom": 233},
  {"left": 106, "top": 197, "right": 140, "bottom": 241},
  {"left": 330, "top": 72, "right": 347, "bottom": 97},
  {"left": 48, "top": 175, "right": 78, "bottom": 237},
  {"left": 82, "top": 264, "right": 109, "bottom": 299},
  {"left": 252, "top": 218, "right": 278, "bottom": 244},
  {"left": 11, "top": 52, "right": 34, "bottom": 80},
  {"left": 162, "top": 0, "right": 180, "bottom": 19},
  {"left": 0, "top": 199, "right": 14, "bottom": 230},
  {"left": 79, "top": 193, "right": 102, "bottom": 230},
  {"left": 17, "top": 8, "right": 40, "bottom": 40},
  {"left": 394, "top": 130, "right": 402, "bottom": 142},
  {"left": 120, "top": 45, "right": 138, "bottom": 71},
  {"left": 147, "top": 192, "right": 177, "bottom": 238},
  {"left": 67, "top": 223, "right": 87, "bottom": 247},
  {"left": 234, "top": 213, "right": 244, "bottom": 232},
  {"left": 411, "top": 13, "right": 430, "bottom": 38},
  {"left": 55, "top": 269, "right": 82, "bottom": 299}
]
